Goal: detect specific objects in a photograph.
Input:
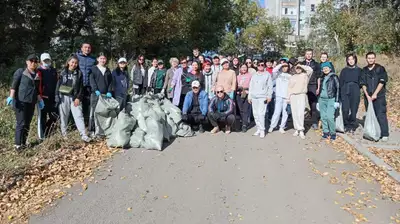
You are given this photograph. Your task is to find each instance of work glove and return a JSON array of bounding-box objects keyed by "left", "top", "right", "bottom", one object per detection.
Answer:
[
  {"left": 316, "top": 103, "right": 320, "bottom": 111},
  {"left": 95, "top": 90, "right": 101, "bottom": 96},
  {"left": 334, "top": 102, "right": 340, "bottom": 109},
  {"left": 6, "top": 97, "right": 13, "bottom": 106},
  {"left": 38, "top": 99, "right": 45, "bottom": 110},
  {"left": 106, "top": 92, "right": 112, "bottom": 98}
]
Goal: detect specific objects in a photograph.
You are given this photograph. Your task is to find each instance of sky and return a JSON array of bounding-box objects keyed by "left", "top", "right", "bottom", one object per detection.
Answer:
[{"left": 257, "top": 0, "right": 266, "bottom": 8}]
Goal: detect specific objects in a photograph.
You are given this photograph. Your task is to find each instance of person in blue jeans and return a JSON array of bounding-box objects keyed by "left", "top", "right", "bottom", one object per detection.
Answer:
[
  {"left": 317, "top": 62, "right": 340, "bottom": 141},
  {"left": 182, "top": 81, "right": 209, "bottom": 133}
]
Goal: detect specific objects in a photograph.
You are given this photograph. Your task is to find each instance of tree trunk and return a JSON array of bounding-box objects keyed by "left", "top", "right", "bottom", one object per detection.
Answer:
[
  {"left": 333, "top": 31, "right": 341, "bottom": 55},
  {"left": 34, "top": 0, "right": 62, "bottom": 52}
]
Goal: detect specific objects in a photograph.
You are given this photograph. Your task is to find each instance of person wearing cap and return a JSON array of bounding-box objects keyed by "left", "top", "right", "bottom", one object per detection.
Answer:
[
  {"left": 163, "top": 57, "right": 179, "bottom": 101},
  {"left": 37, "top": 53, "right": 59, "bottom": 139},
  {"left": 208, "top": 85, "right": 235, "bottom": 134},
  {"left": 6, "top": 54, "right": 44, "bottom": 151},
  {"left": 146, "top": 58, "right": 158, "bottom": 93},
  {"left": 130, "top": 55, "right": 148, "bottom": 95},
  {"left": 56, "top": 55, "right": 91, "bottom": 142},
  {"left": 112, "top": 57, "right": 129, "bottom": 111},
  {"left": 213, "top": 58, "right": 236, "bottom": 99},
  {"left": 317, "top": 62, "right": 340, "bottom": 141},
  {"left": 75, "top": 43, "right": 96, "bottom": 127},
  {"left": 89, "top": 53, "right": 113, "bottom": 137},
  {"left": 236, "top": 63, "right": 252, "bottom": 132},
  {"left": 268, "top": 61, "right": 292, "bottom": 134},
  {"left": 248, "top": 60, "right": 273, "bottom": 138},
  {"left": 286, "top": 63, "right": 313, "bottom": 140},
  {"left": 171, "top": 57, "right": 191, "bottom": 108},
  {"left": 360, "top": 51, "right": 389, "bottom": 142},
  {"left": 150, "top": 60, "right": 167, "bottom": 94},
  {"left": 182, "top": 80, "right": 209, "bottom": 133},
  {"left": 202, "top": 61, "right": 214, "bottom": 99}
]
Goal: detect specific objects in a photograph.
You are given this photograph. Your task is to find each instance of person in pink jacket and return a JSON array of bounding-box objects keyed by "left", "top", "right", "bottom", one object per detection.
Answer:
[{"left": 236, "top": 64, "right": 252, "bottom": 132}]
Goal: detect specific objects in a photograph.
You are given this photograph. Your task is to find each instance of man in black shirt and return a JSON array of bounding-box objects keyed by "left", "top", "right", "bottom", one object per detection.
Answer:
[{"left": 360, "top": 52, "right": 389, "bottom": 141}]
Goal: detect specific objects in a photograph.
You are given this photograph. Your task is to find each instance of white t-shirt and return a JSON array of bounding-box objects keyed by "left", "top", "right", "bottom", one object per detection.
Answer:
[
  {"left": 147, "top": 67, "right": 156, "bottom": 86},
  {"left": 97, "top": 65, "right": 106, "bottom": 76}
]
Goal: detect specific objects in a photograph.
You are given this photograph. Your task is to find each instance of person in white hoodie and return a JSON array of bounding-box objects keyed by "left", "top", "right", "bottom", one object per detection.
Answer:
[
  {"left": 248, "top": 60, "right": 273, "bottom": 138},
  {"left": 268, "top": 62, "right": 292, "bottom": 134}
]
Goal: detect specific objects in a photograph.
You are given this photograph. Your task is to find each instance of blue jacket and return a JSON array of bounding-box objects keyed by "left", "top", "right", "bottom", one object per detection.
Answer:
[
  {"left": 76, "top": 51, "right": 96, "bottom": 87},
  {"left": 182, "top": 90, "right": 209, "bottom": 116},
  {"left": 112, "top": 68, "right": 129, "bottom": 97}
]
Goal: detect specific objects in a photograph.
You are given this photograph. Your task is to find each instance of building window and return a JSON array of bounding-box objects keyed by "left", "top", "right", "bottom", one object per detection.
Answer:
[
  {"left": 290, "top": 10, "right": 294, "bottom": 15},
  {"left": 285, "top": 8, "right": 288, "bottom": 14},
  {"left": 311, "top": 4, "right": 315, "bottom": 12}
]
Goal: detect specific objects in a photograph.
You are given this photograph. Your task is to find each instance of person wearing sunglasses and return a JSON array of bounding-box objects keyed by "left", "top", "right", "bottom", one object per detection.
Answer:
[
  {"left": 130, "top": 55, "right": 148, "bottom": 95},
  {"left": 213, "top": 58, "right": 236, "bottom": 99},
  {"left": 208, "top": 85, "right": 235, "bottom": 134},
  {"left": 170, "top": 57, "right": 191, "bottom": 108},
  {"left": 7, "top": 54, "right": 43, "bottom": 152},
  {"left": 245, "top": 58, "right": 256, "bottom": 75},
  {"left": 248, "top": 60, "right": 273, "bottom": 138},
  {"left": 182, "top": 81, "right": 209, "bottom": 133}
]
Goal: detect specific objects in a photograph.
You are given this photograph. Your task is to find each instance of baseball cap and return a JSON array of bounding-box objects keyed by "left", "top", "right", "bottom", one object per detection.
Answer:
[
  {"left": 191, "top": 80, "right": 201, "bottom": 88},
  {"left": 118, "top": 57, "right": 127, "bottom": 63},
  {"left": 40, "top": 53, "right": 51, "bottom": 61},
  {"left": 220, "top": 58, "right": 229, "bottom": 65},
  {"left": 26, "top": 54, "right": 39, "bottom": 62},
  {"left": 158, "top": 59, "right": 164, "bottom": 65}
]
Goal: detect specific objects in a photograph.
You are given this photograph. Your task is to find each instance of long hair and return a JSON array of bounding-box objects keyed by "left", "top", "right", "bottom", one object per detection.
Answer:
[
  {"left": 64, "top": 55, "right": 80, "bottom": 71},
  {"left": 345, "top": 53, "right": 358, "bottom": 66}
]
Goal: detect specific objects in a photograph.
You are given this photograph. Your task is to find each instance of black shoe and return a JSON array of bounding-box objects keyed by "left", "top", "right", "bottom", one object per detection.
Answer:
[
  {"left": 241, "top": 125, "right": 247, "bottom": 133},
  {"left": 199, "top": 124, "right": 205, "bottom": 133},
  {"left": 322, "top": 133, "right": 329, "bottom": 139},
  {"left": 330, "top": 134, "right": 337, "bottom": 141},
  {"left": 312, "top": 124, "right": 318, "bottom": 130}
]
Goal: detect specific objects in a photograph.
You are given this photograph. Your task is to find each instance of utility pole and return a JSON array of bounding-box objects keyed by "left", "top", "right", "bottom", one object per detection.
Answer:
[{"left": 297, "top": 0, "right": 301, "bottom": 37}]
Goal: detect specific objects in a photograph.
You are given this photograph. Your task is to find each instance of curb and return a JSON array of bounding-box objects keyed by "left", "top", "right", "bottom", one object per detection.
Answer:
[{"left": 338, "top": 133, "right": 400, "bottom": 183}]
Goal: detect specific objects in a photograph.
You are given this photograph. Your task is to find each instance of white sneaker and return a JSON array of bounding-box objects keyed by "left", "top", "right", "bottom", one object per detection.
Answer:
[
  {"left": 293, "top": 130, "right": 299, "bottom": 136},
  {"left": 260, "top": 131, "right": 266, "bottom": 138},
  {"left": 82, "top": 135, "right": 92, "bottom": 143},
  {"left": 279, "top": 128, "right": 286, "bottom": 134},
  {"left": 299, "top": 131, "right": 306, "bottom": 139},
  {"left": 268, "top": 127, "right": 274, "bottom": 133},
  {"left": 253, "top": 130, "right": 261, "bottom": 136},
  {"left": 381, "top": 137, "right": 389, "bottom": 142}
]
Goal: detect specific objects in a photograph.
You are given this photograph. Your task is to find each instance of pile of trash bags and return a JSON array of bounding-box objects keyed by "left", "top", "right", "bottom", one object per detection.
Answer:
[{"left": 94, "top": 94, "right": 194, "bottom": 151}]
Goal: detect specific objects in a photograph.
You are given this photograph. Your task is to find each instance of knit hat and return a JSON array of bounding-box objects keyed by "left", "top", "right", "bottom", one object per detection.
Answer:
[{"left": 321, "top": 62, "right": 333, "bottom": 70}]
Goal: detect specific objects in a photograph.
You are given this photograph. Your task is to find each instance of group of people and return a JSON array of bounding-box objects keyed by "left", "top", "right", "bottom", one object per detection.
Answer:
[{"left": 5, "top": 44, "right": 390, "bottom": 152}]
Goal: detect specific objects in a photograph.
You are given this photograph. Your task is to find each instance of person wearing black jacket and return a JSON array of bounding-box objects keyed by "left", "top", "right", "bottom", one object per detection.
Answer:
[
  {"left": 38, "top": 53, "right": 58, "bottom": 139},
  {"left": 360, "top": 52, "right": 389, "bottom": 141},
  {"left": 302, "top": 49, "right": 321, "bottom": 129},
  {"left": 130, "top": 55, "right": 148, "bottom": 95},
  {"left": 112, "top": 57, "right": 129, "bottom": 111},
  {"left": 6, "top": 54, "right": 44, "bottom": 152},
  {"left": 231, "top": 57, "right": 240, "bottom": 76},
  {"left": 89, "top": 53, "right": 114, "bottom": 137},
  {"left": 339, "top": 53, "right": 362, "bottom": 133},
  {"left": 56, "top": 55, "right": 91, "bottom": 142}
]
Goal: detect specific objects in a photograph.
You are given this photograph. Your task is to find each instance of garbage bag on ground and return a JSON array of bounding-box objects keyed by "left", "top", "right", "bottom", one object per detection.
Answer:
[
  {"left": 363, "top": 102, "right": 381, "bottom": 141},
  {"left": 130, "top": 128, "right": 145, "bottom": 148},
  {"left": 107, "top": 111, "right": 136, "bottom": 148},
  {"left": 335, "top": 105, "right": 345, "bottom": 133},
  {"left": 176, "top": 122, "right": 194, "bottom": 137},
  {"left": 95, "top": 96, "right": 120, "bottom": 136},
  {"left": 166, "top": 116, "right": 178, "bottom": 137},
  {"left": 161, "top": 99, "right": 182, "bottom": 123},
  {"left": 142, "top": 116, "right": 164, "bottom": 150},
  {"left": 129, "top": 99, "right": 149, "bottom": 132}
]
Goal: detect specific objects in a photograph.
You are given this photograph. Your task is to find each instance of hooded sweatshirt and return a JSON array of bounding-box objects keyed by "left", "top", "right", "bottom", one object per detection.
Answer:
[
  {"left": 272, "top": 64, "right": 291, "bottom": 99},
  {"left": 286, "top": 65, "right": 313, "bottom": 98},
  {"left": 248, "top": 71, "right": 273, "bottom": 100}
]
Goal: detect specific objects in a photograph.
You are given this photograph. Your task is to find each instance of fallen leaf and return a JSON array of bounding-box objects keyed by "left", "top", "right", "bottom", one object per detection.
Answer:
[
  {"left": 163, "top": 195, "right": 169, "bottom": 199},
  {"left": 127, "top": 207, "right": 132, "bottom": 211}
]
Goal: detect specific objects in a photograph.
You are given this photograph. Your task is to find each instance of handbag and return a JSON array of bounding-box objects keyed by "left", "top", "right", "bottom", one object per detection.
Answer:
[{"left": 59, "top": 85, "right": 74, "bottom": 95}]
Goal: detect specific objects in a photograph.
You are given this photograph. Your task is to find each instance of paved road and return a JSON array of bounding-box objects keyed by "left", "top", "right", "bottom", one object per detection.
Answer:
[{"left": 30, "top": 128, "right": 400, "bottom": 224}]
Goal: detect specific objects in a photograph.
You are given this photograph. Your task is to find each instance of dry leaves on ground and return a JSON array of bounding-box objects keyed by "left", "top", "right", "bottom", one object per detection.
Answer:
[
  {"left": 370, "top": 147, "right": 400, "bottom": 173},
  {"left": 0, "top": 142, "right": 114, "bottom": 223}
]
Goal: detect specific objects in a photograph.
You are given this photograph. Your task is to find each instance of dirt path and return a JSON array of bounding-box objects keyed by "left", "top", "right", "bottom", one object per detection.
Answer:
[{"left": 30, "top": 128, "right": 400, "bottom": 224}]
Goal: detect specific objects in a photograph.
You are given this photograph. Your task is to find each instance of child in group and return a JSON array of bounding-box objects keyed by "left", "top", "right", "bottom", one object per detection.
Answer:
[
  {"left": 112, "top": 57, "right": 129, "bottom": 111},
  {"left": 318, "top": 62, "right": 340, "bottom": 140},
  {"left": 286, "top": 63, "right": 313, "bottom": 139},
  {"left": 269, "top": 61, "right": 292, "bottom": 134}
]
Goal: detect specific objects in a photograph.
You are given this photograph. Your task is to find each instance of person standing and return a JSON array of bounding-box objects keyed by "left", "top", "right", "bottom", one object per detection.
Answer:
[
  {"left": 245, "top": 58, "right": 257, "bottom": 75},
  {"left": 182, "top": 80, "right": 209, "bottom": 133},
  {"left": 318, "top": 62, "right": 340, "bottom": 141},
  {"left": 163, "top": 57, "right": 179, "bottom": 101},
  {"left": 146, "top": 58, "right": 158, "bottom": 93},
  {"left": 76, "top": 43, "right": 96, "bottom": 126},
  {"left": 150, "top": 60, "right": 166, "bottom": 94},
  {"left": 231, "top": 57, "right": 240, "bottom": 76},
  {"left": 208, "top": 86, "right": 235, "bottom": 134},
  {"left": 130, "top": 55, "right": 148, "bottom": 95},
  {"left": 266, "top": 58, "right": 274, "bottom": 75},
  {"left": 193, "top": 48, "right": 201, "bottom": 64},
  {"left": 339, "top": 53, "right": 362, "bottom": 133},
  {"left": 236, "top": 64, "right": 252, "bottom": 132},
  {"left": 269, "top": 62, "right": 291, "bottom": 134},
  {"left": 89, "top": 53, "right": 113, "bottom": 137},
  {"left": 38, "top": 53, "right": 58, "bottom": 139},
  {"left": 56, "top": 56, "right": 91, "bottom": 142},
  {"left": 202, "top": 61, "right": 214, "bottom": 99},
  {"left": 211, "top": 55, "right": 221, "bottom": 82},
  {"left": 320, "top": 52, "right": 335, "bottom": 73},
  {"left": 170, "top": 57, "right": 191, "bottom": 108},
  {"left": 248, "top": 60, "right": 273, "bottom": 138},
  {"left": 213, "top": 58, "right": 236, "bottom": 99},
  {"left": 360, "top": 52, "right": 389, "bottom": 142},
  {"left": 112, "top": 57, "right": 129, "bottom": 111},
  {"left": 188, "top": 61, "right": 204, "bottom": 88},
  {"left": 6, "top": 54, "right": 44, "bottom": 151},
  {"left": 287, "top": 64, "right": 313, "bottom": 139},
  {"left": 302, "top": 49, "right": 321, "bottom": 130}
]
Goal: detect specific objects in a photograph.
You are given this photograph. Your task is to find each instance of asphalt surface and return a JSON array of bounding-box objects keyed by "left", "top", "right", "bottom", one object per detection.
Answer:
[{"left": 30, "top": 128, "right": 400, "bottom": 224}]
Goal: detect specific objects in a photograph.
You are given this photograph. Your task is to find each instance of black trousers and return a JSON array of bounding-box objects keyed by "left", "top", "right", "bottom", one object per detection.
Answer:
[
  {"left": 40, "top": 98, "right": 59, "bottom": 138},
  {"left": 154, "top": 88, "right": 163, "bottom": 94},
  {"left": 208, "top": 112, "right": 235, "bottom": 127},
  {"left": 364, "top": 95, "right": 389, "bottom": 137},
  {"left": 82, "top": 86, "right": 91, "bottom": 127},
  {"left": 89, "top": 94, "right": 99, "bottom": 132},
  {"left": 178, "top": 94, "right": 186, "bottom": 110},
  {"left": 236, "top": 96, "right": 250, "bottom": 127},
  {"left": 182, "top": 113, "right": 207, "bottom": 126},
  {"left": 341, "top": 84, "right": 360, "bottom": 130},
  {"left": 307, "top": 84, "right": 319, "bottom": 124},
  {"left": 116, "top": 95, "right": 128, "bottom": 111},
  {"left": 15, "top": 102, "right": 35, "bottom": 146},
  {"left": 133, "top": 84, "right": 145, "bottom": 95}
]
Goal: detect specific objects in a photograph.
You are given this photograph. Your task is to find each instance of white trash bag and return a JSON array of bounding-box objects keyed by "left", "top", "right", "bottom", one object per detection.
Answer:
[
  {"left": 142, "top": 117, "right": 164, "bottom": 151},
  {"left": 335, "top": 104, "right": 345, "bottom": 133},
  {"left": 107, "top": 111, "right": 136, "bottom": 148},
  {"left": 363, "top": 102, "right": 381, "bottom": 141},
  {"left": 130, "top": 128, "right": 146, "bottom": 148}
]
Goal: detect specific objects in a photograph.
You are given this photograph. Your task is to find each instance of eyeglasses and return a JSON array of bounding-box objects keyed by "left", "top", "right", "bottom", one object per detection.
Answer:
[
  {"left": 181, "top": 61, "right": 187, "bottom": 64},
  {"left": 138, "top": 58, "right": 144, "bottom": 61},
  {"left": 30, "top": 60, "right": 39, "bottom": 63},
  {"left": 192, "top": 87, "right": 199, "bottom": 89},
  {"left": 216, "top": 91, "right": 224, "bottom": 94},
  {"left": 258, "top": 64, "right": 265, "bottom": 67}
]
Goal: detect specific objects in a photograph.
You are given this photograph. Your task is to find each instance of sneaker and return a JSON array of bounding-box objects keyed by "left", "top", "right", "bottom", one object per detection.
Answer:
[
  {"left": 260, "top": 131, "right": 266, "bottom": 138},
  {"left": 268, "top": 127, "right": 274, "bottom": 133},
  {"left": 279, "top": 128, "right": 286, "bottom": 134},
  {"left": 322, "top": 133, "right": 329, "bottom": 139},
  {"left": 330, "top": 134, "right": 337, "bottom": 141},
  {"left": 82, "top": 135, "right": 92, "bottom": 143},
  {"left": 299, "top": 131, "right": 306, "bottom": 139},
  {"left": 14, "top": 145, "right": 24, "bottom": 153},
  {"left": 225, "top": 125, "right": 231, "bottom": 134},
  {"left": 381, "top": 137, "right": 389, "bottom": 142},
  {"left": 211, "top": 127, "right": 220, "bottom": 134},
  {"left": 293, "top": 130, "right": 299, "bottom": 136},
  {"left": 253, "top": 130, "right": 261, "bottom": 136},
  {"left": 241, "top": 125, "right": 247, "bottom": 133},
  {"left": 199, "top": 124, "right": 205, "bottom": 133},
  {"left": 312, "top": 124, "right": 318, "bottom": 130}
]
